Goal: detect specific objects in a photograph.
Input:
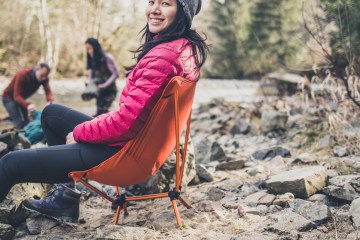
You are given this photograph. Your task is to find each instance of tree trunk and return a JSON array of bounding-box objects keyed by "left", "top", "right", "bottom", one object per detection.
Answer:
[
  {"left": 41, "top": 0, "right": 54, "bottom": 66},
  {"left": 37, "top": 0, "right": 46, "bottom": 62},
  {"left": 93, "top": 0, "right": 105, "bottom": 39},
  {"left": 19, "top": 3, "right": 36, "bottom": 54}
]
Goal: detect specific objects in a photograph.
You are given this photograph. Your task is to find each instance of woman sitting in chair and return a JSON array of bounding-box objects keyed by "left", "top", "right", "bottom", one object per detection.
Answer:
[{"left": 0, "top": 0, "right": 208, "bottom": 223}]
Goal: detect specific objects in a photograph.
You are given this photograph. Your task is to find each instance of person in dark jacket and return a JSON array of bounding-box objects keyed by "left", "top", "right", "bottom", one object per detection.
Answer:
[
  {"left": 2, "top": 63, "right": 54, "bottom": 129},
  {"left": 83, "top": 38, "right": 119, "bottom": 117},
  {"left": 0, "top": 0, "right": 208, "bottom": 223}
]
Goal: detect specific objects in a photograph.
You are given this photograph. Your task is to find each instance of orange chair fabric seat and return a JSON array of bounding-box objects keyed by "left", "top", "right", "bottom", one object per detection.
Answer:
[{"left": 69, "top": 76, "right": 196, "bottom": 187}]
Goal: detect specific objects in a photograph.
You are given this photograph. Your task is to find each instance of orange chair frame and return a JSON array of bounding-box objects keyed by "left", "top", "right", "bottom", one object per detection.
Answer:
[{"left": 69, "top": 76, "right": 196, "bottom": 227}]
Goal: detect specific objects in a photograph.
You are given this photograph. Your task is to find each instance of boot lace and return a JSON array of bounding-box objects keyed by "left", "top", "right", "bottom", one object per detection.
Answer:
[{"left": 45, "top": 184, "right": 63, "bottom": 202}]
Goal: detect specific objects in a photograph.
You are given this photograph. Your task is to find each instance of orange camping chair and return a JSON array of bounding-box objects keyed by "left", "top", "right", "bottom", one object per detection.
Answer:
[{"left": 69, "top": 76, "right": 196, "bottom": 227}]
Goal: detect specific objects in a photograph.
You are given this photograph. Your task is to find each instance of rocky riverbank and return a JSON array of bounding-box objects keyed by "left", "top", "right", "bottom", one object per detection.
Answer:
[{"left": 0, "top": 79, "right": 359, "bottom": 239}]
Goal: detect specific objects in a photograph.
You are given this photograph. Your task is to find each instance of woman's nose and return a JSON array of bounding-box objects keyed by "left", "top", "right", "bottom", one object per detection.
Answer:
[{"left": 150, "top": 3, "right": 161, "bottom": 14}]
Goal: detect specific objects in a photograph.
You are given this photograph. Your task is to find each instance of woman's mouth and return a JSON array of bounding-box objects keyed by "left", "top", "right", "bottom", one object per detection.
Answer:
[{"left": 150, "top": 18, "right": 164, "bottom": 24}]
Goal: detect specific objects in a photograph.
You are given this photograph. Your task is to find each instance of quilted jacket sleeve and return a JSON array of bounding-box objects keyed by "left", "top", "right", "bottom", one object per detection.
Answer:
[{"left": 73, "top": 49, "right": 181, "bottom": 144}]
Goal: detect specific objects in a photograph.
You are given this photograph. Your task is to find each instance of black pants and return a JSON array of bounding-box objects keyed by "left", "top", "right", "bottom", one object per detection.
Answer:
[
  {"left": 95, "top": 91, "right": 117, "bottom": 117},
  {"left": 0, "top": 104, "right": 121, "bottom": 202}
]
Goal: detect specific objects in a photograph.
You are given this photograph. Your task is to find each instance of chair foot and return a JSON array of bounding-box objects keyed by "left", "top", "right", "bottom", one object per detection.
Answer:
[
  {"left": 114, "top": 205, "right": 122, "bottom": 225},
  {"left": 171, "top": 200, "right": 183, "bottom": 228}
]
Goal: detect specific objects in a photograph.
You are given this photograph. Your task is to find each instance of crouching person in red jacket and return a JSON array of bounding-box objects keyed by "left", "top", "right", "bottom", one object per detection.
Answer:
[
  {"left": 2, "top": 63, "right": 54, "bottom": 129},
  {"left": 0, "top": 0, "right": 208, "bottom": 222}
]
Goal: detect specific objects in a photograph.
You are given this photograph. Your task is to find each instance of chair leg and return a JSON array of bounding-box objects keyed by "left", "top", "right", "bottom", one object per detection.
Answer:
[
  {"left": 114, "top": 205, "right": 122, "bottom": 225},
  {"left": 123, "top": 202, "right": 129, "bottom": 215},
  {"left": 178, "top": 196, "right": 192, "bottom": 209},
  {"left": 171, "top": 200, "right": 183, "bottom": 228}
]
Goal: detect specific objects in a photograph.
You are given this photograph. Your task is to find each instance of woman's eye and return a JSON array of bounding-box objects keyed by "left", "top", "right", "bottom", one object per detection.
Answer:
[
  {"left": 162, "top": 2, "right": 170, "bottom": 6},
  {"left": 148, "top": 1, "right": 154, "bottom": 5}
]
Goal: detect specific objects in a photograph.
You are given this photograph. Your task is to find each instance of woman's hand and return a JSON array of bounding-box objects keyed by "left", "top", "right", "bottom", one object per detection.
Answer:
[
  {"left": 66, "top": 132, "right": 77, "bottom": 144},
  {"left": 98, "top": 83, "right": 107, "bottom": 89}
]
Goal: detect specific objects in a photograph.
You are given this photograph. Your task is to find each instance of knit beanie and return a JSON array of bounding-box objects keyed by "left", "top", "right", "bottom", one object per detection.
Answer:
[{"left": 178, "top": 0, "right": 202, "bottom": 27}]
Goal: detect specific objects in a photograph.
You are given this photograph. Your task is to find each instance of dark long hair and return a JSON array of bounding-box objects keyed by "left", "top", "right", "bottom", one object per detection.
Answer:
[
  {"left": 130, "top": 1, "right": 208, "bottom": 70},
  {"left": 85, "top": 38, "right": 106, "bottom": 70}
]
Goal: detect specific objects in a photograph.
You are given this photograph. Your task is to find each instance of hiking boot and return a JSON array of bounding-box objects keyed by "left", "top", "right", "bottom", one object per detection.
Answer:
[{"left": 22, "top": 184, "right": 81, "bottom": 222}]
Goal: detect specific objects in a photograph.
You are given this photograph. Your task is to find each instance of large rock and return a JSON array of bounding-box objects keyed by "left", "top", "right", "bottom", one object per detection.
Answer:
[
  {"left": 350, "top": 198, "right": 360, "bottom": 228},
  {"left": 292, "top": 152, "right": 318, "bottom": 165},
  {"left": 195, "top": 140, "right": 228, "bottom": 164},
  {"left": 25, "top": 215, "right": 58, "bottom": 235},
  {"left": 244, "top": 191, "right": 275, "bottom": 207},
  {"left": 273, "top": 193, "right": 295, "bottom": 207},
  {"left": 315, "top": 135, "right": 334, "bottom": 150},
  {"left": 207, "top": 187, "right": 225, "bottom": 201},
  {"left": 288, "top": 199, "right": 331, "bottom": 225},
  {"left": 210, "top": 142, "right": 228, "bottom": 162},
  {"left": 260, "top": 111, "right": 288, "bottom": 134},
  {"left": 333, "top": 146, "right": 349, "bottom": 157},
  {"left": 265, "top": 166, "right": 328, "bottom": 198},
  {"left": 7, "top": 183, "right": 50, "bottom": 205},
  {"left": 215, "top": 160, "right": 244, "bottom": 171},
  {"left": 252, "top": 146, "right": 291, "bottom": 161},
  {"left": 340, "top": 125, "right": 360, "bottom": 139},
  {"left": 323, "top": 175, "right": 360, "bottom": 201},
  {"left": 329, "top": 175, "right": 358, "bottom": 186},
  {"left": 320, "top": 156, "right": 360, "bottom": 175},
  {"left": 0, "top": 207, "right": 11, "bottom": 225},
  {"left": 0, "top": 223, "right": 15, "bottom": 240},
  {"left": 264, "top": 209, "right": 315, "bottom": 234},
  {"left": 259, "top": 72, "right": 303, "bottom": 96},
  {"left": 195, "top": 140, "right": 214, "bottom": 163},
  {"left": 195, "top": 164, "right": 214, "bottom": 182},
  {"left": 230, "top": 120, "right": 250, "bottom": 135},
  {"left": 323, "top": 185, "right": 359, "bottom": 202},
  {"left": 134, "top": 137, "right": 196, "bottom": 194}
]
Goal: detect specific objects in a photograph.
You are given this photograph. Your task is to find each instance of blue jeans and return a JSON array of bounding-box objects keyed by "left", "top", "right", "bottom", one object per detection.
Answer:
[{"left": 2, "top": 97, "right": 29, "bottom": 129}]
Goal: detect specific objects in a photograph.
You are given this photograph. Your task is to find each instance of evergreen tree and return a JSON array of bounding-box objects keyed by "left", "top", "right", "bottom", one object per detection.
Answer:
[
  {"left": 246, "top": 0, "right": 303, "bottom": 75},
  {"left": 206, "top": 0, "right": 253, "bottom": 79},
  {"left": 320, "top": 0, "right": 360, "bottom": 74},
  {"left": 247, "top": 0, "right": 283, "bottom": 74}
]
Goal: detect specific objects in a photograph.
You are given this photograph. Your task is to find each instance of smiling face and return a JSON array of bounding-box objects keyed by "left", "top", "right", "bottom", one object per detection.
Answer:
[{"left": 146, "top": 0, "right": 178, "bottom": 34}]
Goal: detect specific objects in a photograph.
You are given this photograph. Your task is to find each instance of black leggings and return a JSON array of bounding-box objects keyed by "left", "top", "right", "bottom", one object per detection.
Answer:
[
  {"left": 96, "top": 91, "right": 116, "bottom": 117},
  {"left": 0, "top": 104, "right": 121, "bottom": 202}
]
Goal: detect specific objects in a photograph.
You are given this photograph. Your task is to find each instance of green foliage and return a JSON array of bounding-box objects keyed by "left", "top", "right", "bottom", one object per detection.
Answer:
[
  {"left": 246, "top": 0, "right": 303, "bottom": 75},
  {"left": 320, "top": 0, "right": 360, "bottom": 71},
  {"left": 0, "top": 0, "right": 144, "bottom": 77},
  {"left": 246, "top": 0, "right": 284, "bottom": 74},
  {"left": 207, "top": 0, "right": 304, "bottom": 78},
  {"left": 205, "top": 0, "right": 252, "bottom": 79}
]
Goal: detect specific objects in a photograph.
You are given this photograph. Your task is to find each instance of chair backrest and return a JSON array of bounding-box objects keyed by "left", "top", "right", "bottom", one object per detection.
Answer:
[{"left": 69, "top": 76, "right": 197, "bottom": 186}]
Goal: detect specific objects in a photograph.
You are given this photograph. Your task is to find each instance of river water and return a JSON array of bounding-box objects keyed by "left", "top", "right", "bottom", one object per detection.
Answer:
[{"left": 0, "top": 78, "right": 261, "bottom": 128}]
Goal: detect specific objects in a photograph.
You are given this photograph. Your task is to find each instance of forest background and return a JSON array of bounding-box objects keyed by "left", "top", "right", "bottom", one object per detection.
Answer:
[{"left": 0, "top": 0, "right": 359, "bottom": 81}]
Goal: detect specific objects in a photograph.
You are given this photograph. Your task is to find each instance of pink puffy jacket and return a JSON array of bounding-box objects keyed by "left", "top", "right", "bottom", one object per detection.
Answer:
[{"left": 73, "top": 38, "right": 199, "bottom": 146}]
